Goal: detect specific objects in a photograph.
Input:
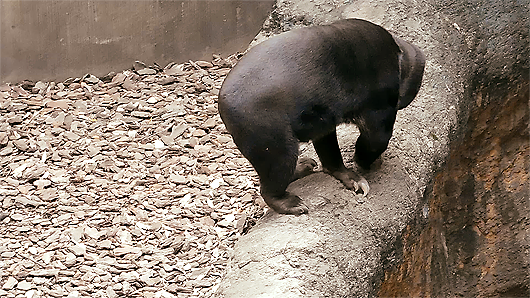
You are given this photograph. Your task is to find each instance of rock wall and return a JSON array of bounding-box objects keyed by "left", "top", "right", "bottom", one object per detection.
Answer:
[
  {"left": 215, "top": 0, "right": 529, "bottom": 297},
  {"left": 379, "top": 2, "right": 529, "bottom": 296},
  {"left": 379, "top": 76, "right": 529, "bottom": 298},
  {"left": 1, "top": 0, "right": 274, "bottom": 83}
]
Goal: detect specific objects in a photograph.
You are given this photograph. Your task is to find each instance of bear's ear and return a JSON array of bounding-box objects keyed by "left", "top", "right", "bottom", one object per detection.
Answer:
[{"left": 393, "top": 36, "right": 426, "bottom": 110}]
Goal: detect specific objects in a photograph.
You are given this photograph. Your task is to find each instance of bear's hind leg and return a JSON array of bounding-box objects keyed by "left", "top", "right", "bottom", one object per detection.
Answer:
[{"left": 236, "top": 127, "right": 309, "bottom": 215}]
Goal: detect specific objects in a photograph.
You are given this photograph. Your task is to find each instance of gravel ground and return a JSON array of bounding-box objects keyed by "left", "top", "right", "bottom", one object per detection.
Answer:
[{"left": 0, "top": 54, "right": 267, "bottom": 298}]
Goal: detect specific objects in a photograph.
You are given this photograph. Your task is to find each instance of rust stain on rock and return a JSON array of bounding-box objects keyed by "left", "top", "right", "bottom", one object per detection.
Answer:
[
  {"left": 501, "top": 147, "right": 529, "bottom": 193},
  {"left": 379, "top": 79, "right": 529, "bottom": 297}
]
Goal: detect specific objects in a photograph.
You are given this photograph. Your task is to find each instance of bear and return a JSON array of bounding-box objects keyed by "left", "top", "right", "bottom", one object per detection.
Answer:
[{"left": 218, "top": 18, "right": 425, "bottom": 215}]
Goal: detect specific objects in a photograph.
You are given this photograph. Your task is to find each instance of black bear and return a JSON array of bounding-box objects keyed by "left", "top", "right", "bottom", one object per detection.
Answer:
[{"left": 218, "top": 19, "right": 425, "bottom": 215}]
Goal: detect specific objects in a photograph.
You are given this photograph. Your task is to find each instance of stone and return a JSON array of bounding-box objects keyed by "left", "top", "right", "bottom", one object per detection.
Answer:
[
  {"left": 66, "top": 290, "right": 80, "bottom": 298},
  {"left": 70, "top": 226, "right": 84, "bottom": 243},
  {"left": 98, "top": 239, "right": 112, "bottom": 249},
  {"left": 30, "top": 269, "right": 60, "bottom": 277},
  {"left": 164, "top": 64, "right": 186, "bottom": 76},
  {"left": 0, "top": 143, "right": 14, "bottom": 155},
  {"left": 122, "top": 78, "right": 137, "bottom": 91},
  {"left": 13, "top": 139, "right": 29, "bottom": 151},
  {"left": 64, "top": 252, "right": 77, "bottom": 267},
  {"left": 136, "top": 221, "right": 162, "bottom": 231},
  {"left": 87, "top": 145, "right": 100, "bottom": 157},
  {"left": 42, "top": 251, "right": 54, "bottom": 264},
  {"left": 170, "top": 124, "right": 188, "bottom": 138},
  {"left": 192, "top": 129, "right": 206, "bottom": 137},
  {"left": 1, "top": 251, "right": 15, "bottom": 258},
  {"left": 106, "top": 286, "right": 118, "bottom": 298},
  {"left": 84, "top": 74, "right": 100, "bottom": 84},
  {"left": 39, "top": 188, "right": 57, "bottom": 201},
  {"left": 203, "top": 118, "right": 217, "bottom": 128},
  {"left": 118, "top": 229, "right": 132, "bottom": 245},
  {"left": 84, "top": 226, "right": 103, "bottom": 239},
  {"left": 169, "top": 173, "right": 187, "bottom": 184},
  {"left": 153, "top": 140, "right": 165, "bottom": 149},
  {"left": 10, "top": 213, "right": 24, "bottom": 220},
  {"left": 25, "top": 289, "right": 38, "bottom": 298},
  {"left": 210, "top": 177, "right": 225, "bottom": 189},
  {"left": 195, "top": 61, "right": 214, "bottom": 68},
  {"left": 112, "top": 73, "right": 126, "bottom": 83},
  {"left": 33, "top": 179, "right": 52, "bottom": 189},
  {"left": 46, "top": 100, "right": 70, "bottom": 110},
  {"left": 160, "top": 135, "right": 174, "bottom": 146},
  {"left": 157, "top": 76, "right": 177, "bottom": 85},
  {"left": 34, "top": 81, "right": 47, "bottom": 92},
  {"left": 16, "top": 280, "right": 32, "bottom": 290},
  {"left": 137, "top": 68, "right": 157, "bottom": 75},
  {"left": 69, "top": 244, "right": 86, "bottom": 256},
  {"left": 113, "top": 246, "right": 142, "bottom": 256},
  {"left": 2, "top": 276, "right": 17, "bottom": 289},
  {"left": 0, "top": 132, "right": 8, "bottom": 145},
  {"left": 7, "top": 115, "right": 23, "bottom": 124},
  {"left": 131, "top": 111, "right": 151, "bottom": 118},
  {"left": 15, "top": 196, "right": 44, "bottom": 207},
  {"left": 63, "top": 131, "right": 80, "bottom": 142}
]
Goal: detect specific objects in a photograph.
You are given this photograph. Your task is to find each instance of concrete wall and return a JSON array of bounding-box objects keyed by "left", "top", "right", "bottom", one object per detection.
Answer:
[{"left": 0, "top": 0, "right": 274, "bottom": 83}]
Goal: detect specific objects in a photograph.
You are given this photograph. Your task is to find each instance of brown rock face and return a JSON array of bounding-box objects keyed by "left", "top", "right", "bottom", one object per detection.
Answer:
[{"left": 379, "top": 78, "right": 529, "bottom": 297}]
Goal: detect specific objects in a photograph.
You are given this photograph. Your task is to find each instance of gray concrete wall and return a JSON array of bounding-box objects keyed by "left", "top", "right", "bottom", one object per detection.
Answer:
[{"left": 0, "top": 0, "right": 274, "bottom": 83}]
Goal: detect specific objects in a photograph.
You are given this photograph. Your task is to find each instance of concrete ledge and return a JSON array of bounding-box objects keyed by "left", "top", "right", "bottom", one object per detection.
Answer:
[{"left": 215, "top": 160, "right": 419, "bottom": 297}]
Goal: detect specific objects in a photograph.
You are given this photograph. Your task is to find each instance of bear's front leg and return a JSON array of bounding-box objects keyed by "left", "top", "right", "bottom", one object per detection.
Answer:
[{"left": 313, "top": 129, "right": 370, "bottom": 196}]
